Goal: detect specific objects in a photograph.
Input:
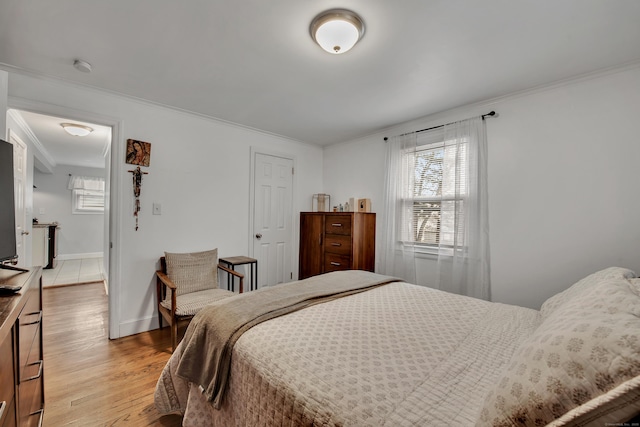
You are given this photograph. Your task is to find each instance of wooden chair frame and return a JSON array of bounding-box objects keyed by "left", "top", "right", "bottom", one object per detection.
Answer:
[{"left": 156, "top": 256, "right": 244, "bottom": 351}]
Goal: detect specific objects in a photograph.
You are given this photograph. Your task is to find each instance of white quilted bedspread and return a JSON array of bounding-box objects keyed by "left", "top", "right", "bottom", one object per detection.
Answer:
[{"left": 155, "top": 281, "right": 540, "bottom": 426}]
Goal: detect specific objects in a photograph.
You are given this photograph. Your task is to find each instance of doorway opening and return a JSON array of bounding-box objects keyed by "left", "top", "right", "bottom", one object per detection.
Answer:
[{"left": 6, "top": 103, "right": 121, "bottom": 338}]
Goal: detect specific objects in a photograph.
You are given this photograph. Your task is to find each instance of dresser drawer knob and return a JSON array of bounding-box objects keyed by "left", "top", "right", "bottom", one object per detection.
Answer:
[
  {"left": 331, "top": 243, "right": 341, "bottom": 246},
  {"left": 330, "top": 262, "right": 341, "bottom": 266},
  {"left": 330, "top": 223, "right": 342, "bottom": 227}
]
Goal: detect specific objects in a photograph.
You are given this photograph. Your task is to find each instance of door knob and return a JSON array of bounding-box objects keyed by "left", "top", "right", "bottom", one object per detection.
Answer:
[
  {"left": 21, "top": 231, "right": 30, "bottom": 235},
  {"left": 255, "top": 233, "right": 262, "bottom": 239}
]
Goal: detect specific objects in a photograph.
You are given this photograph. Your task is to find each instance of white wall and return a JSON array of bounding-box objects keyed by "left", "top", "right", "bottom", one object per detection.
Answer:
[
  {"left": 6, "top": 64, "right": 638, "bottom": 332},
  {"left": 323, "top": 65, "right": 640, "bottom": 310},
  {"left": 33, "top": 165, "right": 105, "bottom": 258},
  {"left": 7, "top": 72, "right": 323, "bottom": 337}
]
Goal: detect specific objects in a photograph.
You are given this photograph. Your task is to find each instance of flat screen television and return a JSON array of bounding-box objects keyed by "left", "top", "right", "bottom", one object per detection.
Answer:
[{"left": 0, "top": 138, "right": 19, "bottom": 265}]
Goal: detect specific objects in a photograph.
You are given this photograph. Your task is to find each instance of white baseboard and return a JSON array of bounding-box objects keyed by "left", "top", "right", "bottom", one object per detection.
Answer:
[
  {"left": 58, "top": 252, "right": 104, "bottom": 261},
  {"left": 117, "top": 315, "right": 160, "bottom": 338}
]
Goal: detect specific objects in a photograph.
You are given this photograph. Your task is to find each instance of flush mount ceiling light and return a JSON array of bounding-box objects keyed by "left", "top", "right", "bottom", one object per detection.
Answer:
[
  {"left": 310, "top": 9, "right": 365, "bottom": 54},
  {"left": 61, "top": 123, "right": 93, "bottom": 137}
]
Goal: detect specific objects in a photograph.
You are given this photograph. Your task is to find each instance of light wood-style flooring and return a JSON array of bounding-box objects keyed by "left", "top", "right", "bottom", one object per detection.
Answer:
[{"left": 43, "top": 282, "right": 183, "bottom": 426}]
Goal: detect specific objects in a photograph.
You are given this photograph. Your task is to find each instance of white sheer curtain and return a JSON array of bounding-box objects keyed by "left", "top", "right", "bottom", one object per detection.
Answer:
[
  {"left": 380, "top": 116, "right": 490, "bottom": 299},
  {"left": 379, "top": 133, "right": 417, "bottom": 283},
  {"left": 435, "top": 117, "right": 490, "bottom": 300}
]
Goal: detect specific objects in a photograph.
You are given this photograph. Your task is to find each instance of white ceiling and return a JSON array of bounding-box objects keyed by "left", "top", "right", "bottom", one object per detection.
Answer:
[{"left": 1, "top": 0, "right": 640, "bottom": 162}]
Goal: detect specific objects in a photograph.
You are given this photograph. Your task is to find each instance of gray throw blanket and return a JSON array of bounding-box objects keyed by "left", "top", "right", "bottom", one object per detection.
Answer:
[{"left": 175, "top": 270, "right": 399, "bottom": 409}]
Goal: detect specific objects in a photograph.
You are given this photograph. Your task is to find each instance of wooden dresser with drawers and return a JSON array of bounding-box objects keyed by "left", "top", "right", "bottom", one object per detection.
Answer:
[
  {"left": 0, "top": 267, "right": 44, "bottom": 427},
  {"left": 299, "top": 212, "right": 375, "bottom": 280}
]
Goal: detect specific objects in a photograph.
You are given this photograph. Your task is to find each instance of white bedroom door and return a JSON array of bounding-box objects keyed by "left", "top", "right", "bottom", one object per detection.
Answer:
[
  {"left": 252, "top": 152, "right": 294, "bottom": 288},
  {"left": 9, "top": 131, "right": 27, "bottom": 267}
]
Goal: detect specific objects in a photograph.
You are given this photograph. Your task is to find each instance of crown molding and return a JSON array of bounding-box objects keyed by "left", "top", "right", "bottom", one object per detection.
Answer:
[
  {"left": 350, "top": 59, "right": 640, "bottom": 147},
  {"left": 7, "top": 108, "right": 57, "bottom": 168},
  {"left": 0, "top": 62, "right": 312, "bottom": 147}
]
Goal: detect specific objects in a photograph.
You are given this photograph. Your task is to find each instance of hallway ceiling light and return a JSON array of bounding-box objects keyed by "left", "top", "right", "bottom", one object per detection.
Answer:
[
  {"left": 310, "top": 9, "right": 365, "bottom": 54},
  {"left": 61, "top": 123, "right": 94, "bottom": 137}
]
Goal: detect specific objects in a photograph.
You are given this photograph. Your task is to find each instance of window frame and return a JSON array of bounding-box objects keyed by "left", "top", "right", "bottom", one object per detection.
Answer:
[
  {"left": 401, "top": 135, "right": 469, "bottom": 255},
  {"left": 69, "top": 176, "right": 105, "bottom": 215}
]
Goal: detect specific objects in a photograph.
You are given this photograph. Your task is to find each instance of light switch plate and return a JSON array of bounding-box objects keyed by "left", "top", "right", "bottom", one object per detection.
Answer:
[{"left": 153, "top": 203, "right": 161, "bottom": 215}]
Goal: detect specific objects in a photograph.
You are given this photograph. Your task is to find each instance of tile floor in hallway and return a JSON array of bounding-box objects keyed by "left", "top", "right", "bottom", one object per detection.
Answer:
[{"left": 42, "top": 257, "right": 105, "bottom": 287}]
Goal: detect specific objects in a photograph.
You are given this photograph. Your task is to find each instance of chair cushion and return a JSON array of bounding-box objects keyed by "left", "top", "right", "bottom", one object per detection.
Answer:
[
  {"left": 164, "top": 249, "right": 219, "bottom": 295},
  {"left": 161, "top": 288, "right": 234, "bottom": 316}
]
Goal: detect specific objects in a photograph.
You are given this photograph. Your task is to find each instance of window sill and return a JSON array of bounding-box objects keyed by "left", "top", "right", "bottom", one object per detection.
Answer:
[
  {"left": 72, "top": 210, "right": 104, "bottom": 215},
  {"left": 415, "top": 250, "right": 439, "bottom": 260},
  {"left": 398, "top": 243, "right": 456, "bottom": 259}
]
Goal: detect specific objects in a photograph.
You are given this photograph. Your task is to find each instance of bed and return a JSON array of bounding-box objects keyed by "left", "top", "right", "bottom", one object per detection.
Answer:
[{"left": 154, "top": 268, "right": 640, "bottom": 426}]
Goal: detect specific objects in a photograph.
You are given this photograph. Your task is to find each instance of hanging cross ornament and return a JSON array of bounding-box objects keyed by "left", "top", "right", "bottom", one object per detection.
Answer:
[{"left": 128, "top": 166, "right": 148, "bottom": 231}]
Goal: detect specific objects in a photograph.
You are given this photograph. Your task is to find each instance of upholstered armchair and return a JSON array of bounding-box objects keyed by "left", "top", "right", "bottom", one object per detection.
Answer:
[{"left": 156, "top": 248, "right": 243, "bottom": 351}]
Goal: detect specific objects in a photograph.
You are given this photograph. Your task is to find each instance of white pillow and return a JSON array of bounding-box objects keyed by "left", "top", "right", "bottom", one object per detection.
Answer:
[
  {"left": 477, "top": 276, "right": 640, "bottom": 426},
  {"left": 539, "top": 267, "right": 635, "bottom": 318}
]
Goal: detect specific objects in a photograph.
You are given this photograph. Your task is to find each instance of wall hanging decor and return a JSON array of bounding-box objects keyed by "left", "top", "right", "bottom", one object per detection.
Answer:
[
  {"left": 126, "top": 139, "right": 151, "bottom": 167},
  {"left": 128, "top": 166, "right": 148, "bottom": 231}
]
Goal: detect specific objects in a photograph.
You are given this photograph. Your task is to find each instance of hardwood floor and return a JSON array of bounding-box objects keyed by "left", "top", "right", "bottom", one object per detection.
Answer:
[{"left": 42, "top": 282, "right": 183, "bottom": 426}]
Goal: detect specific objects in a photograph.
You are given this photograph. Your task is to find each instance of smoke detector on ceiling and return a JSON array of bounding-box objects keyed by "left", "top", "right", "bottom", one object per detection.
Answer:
[{"left": 73, "top": 59, "right": 92, "bottom": 73}]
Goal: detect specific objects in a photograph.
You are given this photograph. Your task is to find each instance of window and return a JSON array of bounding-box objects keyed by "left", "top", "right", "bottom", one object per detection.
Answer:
[
  {"left": 68, "top": 176, "right": 105, "bottom": 214},
  {"left": 407, "top": 130, "right": 468, "bottom": 249},
  {"left": 381, "top": 116, "right": 489, "bottom": 298}
]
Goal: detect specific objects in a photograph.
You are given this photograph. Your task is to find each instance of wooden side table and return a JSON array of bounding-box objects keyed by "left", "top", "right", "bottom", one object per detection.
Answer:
[{"left": 219, "top": 256, "right": 258, "bottom": 292}]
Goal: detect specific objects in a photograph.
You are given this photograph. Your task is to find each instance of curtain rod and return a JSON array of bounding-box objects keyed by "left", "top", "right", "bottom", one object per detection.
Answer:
[{"left": 383, "top": 111, "right": 496, "bottom": 141}]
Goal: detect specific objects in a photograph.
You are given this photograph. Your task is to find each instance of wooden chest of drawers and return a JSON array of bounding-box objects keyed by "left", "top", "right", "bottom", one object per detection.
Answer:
[
  {"left": 0, "top": 330, "right": 16, "bottom": 427},
  {"left": 0, "top": 268, "right": 44, "bottom": 427},
  {"left": 299, "top": 212, "right": 375, "bottom": 280}
]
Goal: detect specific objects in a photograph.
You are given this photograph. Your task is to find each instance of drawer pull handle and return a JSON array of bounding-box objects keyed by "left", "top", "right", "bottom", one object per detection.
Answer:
[
  {"left": 331, "top": 243, "right": 341, "bottom": 246},
  {"left": 331, "top": 223, "right": 343, "bottom": 227},
  {"left": 30, "top": 408, "right": 44, "bottom": 427},
  {"left": 330, "top": 262, "right": 341, "bottom": 266},
  {"left": 0, "top": 401, "right": 5, "bottom": 419},
  {"left": 22, "top": 311, "right": 42, "bottom": 326},
  {"left": 23, "top": 360, "right": 44, "bottom": 382}
]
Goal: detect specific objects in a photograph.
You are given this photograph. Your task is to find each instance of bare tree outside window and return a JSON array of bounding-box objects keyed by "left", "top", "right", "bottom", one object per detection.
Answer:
[
  {"left": 414, "top": 147, "right": 442, "bottom": 244},
  {"left": 410, "top": 141, "right": 467, "bottom": 247}
]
